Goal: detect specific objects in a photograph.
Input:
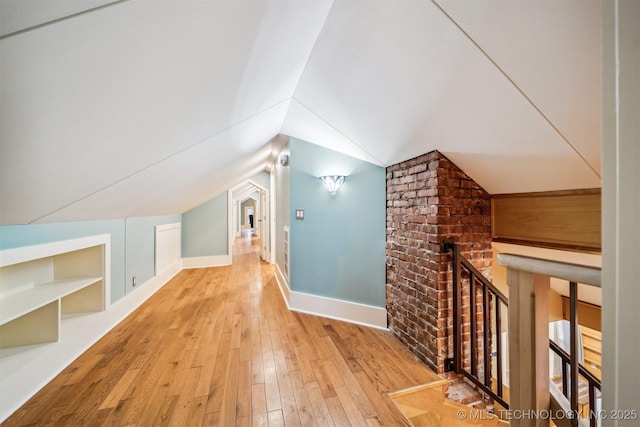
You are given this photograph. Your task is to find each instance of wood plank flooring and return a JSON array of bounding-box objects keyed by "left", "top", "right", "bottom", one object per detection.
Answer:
[{"left": 2, "top": 232, "right": 442, "bottom": 426}]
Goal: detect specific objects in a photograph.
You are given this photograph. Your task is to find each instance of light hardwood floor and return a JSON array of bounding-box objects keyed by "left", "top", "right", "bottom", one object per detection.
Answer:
[{"left": 2, "top": 232, "right": 442, "bottom": 426}]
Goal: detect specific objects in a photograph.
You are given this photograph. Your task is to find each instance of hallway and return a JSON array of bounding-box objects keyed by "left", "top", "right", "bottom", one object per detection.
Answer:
[{"left": 3, "top": 233, "right": 441, "bottom": 426}]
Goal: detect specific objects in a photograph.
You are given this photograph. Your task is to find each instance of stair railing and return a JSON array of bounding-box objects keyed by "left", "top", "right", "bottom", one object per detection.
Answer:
[
  {"left": 497, "top": 253, "right": 601, "bottom": 427},
  {"left": 444, "top": 240, "right": 602, "bottom": 427},
  {"left": 549, "top": 339, "right": 601, "bottom": 427},
  {"left": 443, "top": 239, "right": 509, "bottom": 409}
]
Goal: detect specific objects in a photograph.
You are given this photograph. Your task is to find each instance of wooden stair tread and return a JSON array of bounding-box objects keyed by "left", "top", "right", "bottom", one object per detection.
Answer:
[
  {"left": 409, "top": 411, "right": 442, "bottom": 427},
  {"left": 388, "top": 378, "right": 449, "bottom": 398},
  {"left": 389, "top": 382, "right": 508, "bottom": 427}
]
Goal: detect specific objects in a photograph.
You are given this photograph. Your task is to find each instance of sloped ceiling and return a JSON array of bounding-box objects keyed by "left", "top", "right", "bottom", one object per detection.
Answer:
[{"left": 0, "top": 0, "right": 602, "bottom": 225}]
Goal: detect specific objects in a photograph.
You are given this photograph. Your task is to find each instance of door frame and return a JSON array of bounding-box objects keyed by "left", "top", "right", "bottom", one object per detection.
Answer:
[
  {"left": 228, "top": 179, "right": 272, "bottom": 264},
  {"left": 241, "top": 202, "right": 256, "bottom": 231},
  {"left": 259, "top": 189, "right": 268, "bottom": 260}
]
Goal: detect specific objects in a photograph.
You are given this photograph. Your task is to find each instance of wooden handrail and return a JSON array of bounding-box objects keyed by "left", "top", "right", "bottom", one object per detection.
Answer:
[{"left": 497, "top": 254, "right": 601, "bottom": 287}]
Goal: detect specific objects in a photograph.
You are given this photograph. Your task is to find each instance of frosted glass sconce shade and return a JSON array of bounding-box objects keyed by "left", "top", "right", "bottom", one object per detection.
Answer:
[{"left": 319, "top": 175, "right": 345, "bottom": 194}]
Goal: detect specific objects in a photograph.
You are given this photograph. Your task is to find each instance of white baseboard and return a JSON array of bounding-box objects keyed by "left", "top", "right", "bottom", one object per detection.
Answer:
[
  {"left": 182, "top": 255, "right": 230, "bottom": 269},
  {"left": 290, "top": 292, "right": 388, "bottom": 330},
  {"left": 274, "top": 263, "right": 291, "bottom": 305},
  {"left": 272, "top": 269, "right": 387, "bottom": 330},
  {"left": 0, "top": 260, "right": 182, "bottom": 423}
]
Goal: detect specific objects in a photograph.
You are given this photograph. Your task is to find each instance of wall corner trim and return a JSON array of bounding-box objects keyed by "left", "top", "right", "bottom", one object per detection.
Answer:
[{"left": 274, "top": 264, "right": 291, "bottom": 306}]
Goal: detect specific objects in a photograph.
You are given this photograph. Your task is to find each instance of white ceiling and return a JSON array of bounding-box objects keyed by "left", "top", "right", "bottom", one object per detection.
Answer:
[{"left": 0, "top": 0, "right": 602, "bottom": 224}]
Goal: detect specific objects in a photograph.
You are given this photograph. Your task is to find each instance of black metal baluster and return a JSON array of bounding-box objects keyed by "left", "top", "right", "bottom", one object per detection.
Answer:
[
  {"left": 444, "top": 239, "right": 462, "bottom": 375},
  {"left": 470, "top": 273, "right": 477, "bottom": 377},
  {"left": 570, "top": 281, "right": 579, "bottom": 427},
  {"left": 483, "top": 287, "right": 491, "bottom": 387},
  {"left": 562, "top": 360, "right": 569, "bottom": 397},
  {"left": 495, "top": 299, "right": 503, "bottom": 398},
  {"left": 589, "top": 383, "right": 596, "bottom": 427}
]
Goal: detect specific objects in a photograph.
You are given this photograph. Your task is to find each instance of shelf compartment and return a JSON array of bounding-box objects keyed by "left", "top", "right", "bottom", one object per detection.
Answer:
[
  {"left": 0, "top": 300, "right": 60, "bottom": 348},
  {"left": 0, "top": 234, "right": 110, "bottom": 350},
  {"left": 61, "top": 279, "right": 103, "bottom": 316},
  {"left": 0, "top": 277, "right": 103, "bottom": 327}
]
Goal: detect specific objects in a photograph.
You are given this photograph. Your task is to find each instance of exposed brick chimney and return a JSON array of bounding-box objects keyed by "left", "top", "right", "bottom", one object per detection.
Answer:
[{"left": 386, "top": 151, "right": 491, "bottom": 373}]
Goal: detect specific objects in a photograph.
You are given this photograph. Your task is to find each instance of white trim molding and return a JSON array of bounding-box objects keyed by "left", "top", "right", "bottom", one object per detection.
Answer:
[
  {"left": 155, "top": 222, "right": 181, "bottom": 276},
  {"left": 272, "top": 269, "right": 387, "bottom": 330},
  {"left": 182, "top": 255, "right": 230, "bottom": 269},
  {"left": 227, "top": 190, "right": 233, "bottom": 265},
  {"left": 290, "top": 291, "right": 388, "bottom": 331},
  {"left": 274, "top": 263, "right": 291, "bottom": 304},
  {"left": 0, "top": 234, "right": 110, "bottom": 267}
]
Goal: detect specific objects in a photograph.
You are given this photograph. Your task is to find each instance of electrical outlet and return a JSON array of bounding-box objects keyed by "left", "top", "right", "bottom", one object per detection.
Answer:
[{"left": 132, "top": 276, "right": 136, "bottom": 287}]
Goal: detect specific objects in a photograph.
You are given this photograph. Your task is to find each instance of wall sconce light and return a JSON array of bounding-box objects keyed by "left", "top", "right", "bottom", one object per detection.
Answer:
[{"left": 319, "top": 175, "right": 345, "bottom": 194}]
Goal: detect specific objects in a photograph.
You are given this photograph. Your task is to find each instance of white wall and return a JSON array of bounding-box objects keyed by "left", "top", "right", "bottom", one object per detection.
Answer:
[{"left": 602, "top": 0, "right": 640, "bottom": 423}]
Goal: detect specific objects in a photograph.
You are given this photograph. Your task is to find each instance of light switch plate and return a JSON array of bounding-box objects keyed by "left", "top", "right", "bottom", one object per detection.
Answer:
[{"left": 295, "top": 209, "right": 305, "bottom": 220}]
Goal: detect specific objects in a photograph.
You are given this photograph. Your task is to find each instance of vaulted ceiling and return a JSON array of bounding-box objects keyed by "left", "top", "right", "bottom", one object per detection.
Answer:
[{"left": 0, "top": 0, "right": 602, "bottom": 225}]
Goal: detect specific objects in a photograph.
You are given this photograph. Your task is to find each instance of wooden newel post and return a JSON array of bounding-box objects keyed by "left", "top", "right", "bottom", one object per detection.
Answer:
[{"left": 506, "top": 268, "right": 550, "bottom": 427}]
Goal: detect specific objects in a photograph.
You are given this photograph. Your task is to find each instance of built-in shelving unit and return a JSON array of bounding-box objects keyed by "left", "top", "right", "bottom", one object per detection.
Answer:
[{"left": 0, "top": 235, "right": 110, "bottom": 349}]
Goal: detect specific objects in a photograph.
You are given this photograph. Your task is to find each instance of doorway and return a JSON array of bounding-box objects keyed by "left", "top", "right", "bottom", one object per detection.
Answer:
[
  {"left": 242, "top": 203, "right": 255, "bottom": 231},
  {"left": 228, "top": 179, "right": 272, "bottom": 264}
]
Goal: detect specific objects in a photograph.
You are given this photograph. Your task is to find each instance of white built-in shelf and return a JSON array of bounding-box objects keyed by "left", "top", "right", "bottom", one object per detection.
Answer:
[
  {"left": 0, "top": 277, "right": 103, "bottom": 324},
  {"left": 0, "top": 235, "right": 110, "bottom": 349}
]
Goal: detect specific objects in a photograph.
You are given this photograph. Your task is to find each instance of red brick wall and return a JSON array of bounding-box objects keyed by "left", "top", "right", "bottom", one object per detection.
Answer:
[{"left": 386, "top": 151, "right": 492, "bottom": 373}]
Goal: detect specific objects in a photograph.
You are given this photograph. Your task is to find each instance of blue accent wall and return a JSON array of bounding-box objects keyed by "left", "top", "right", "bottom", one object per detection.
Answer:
[
  {"left": 289, "top": 138, "right": 386, "bottom": 307},
  {"left": 125, "top": 216, "right": 179, "bottom": 295},
  {"left": 181, "top": 191, "right": 228, "bottom": 258},
  {"left": 180, "top": 171, "right": 272, "bottom": 259},
  {"left": 0, "top": 215, "right": 181, "bottom": 303}
]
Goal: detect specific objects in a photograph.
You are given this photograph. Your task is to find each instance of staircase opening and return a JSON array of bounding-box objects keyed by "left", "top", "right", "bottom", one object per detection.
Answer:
[
  {"left": 385, "top": 151, "right": 603, "bottom": 426},
  {"left": 444, "top": 241, "right": 602, "bottom": 427}
]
